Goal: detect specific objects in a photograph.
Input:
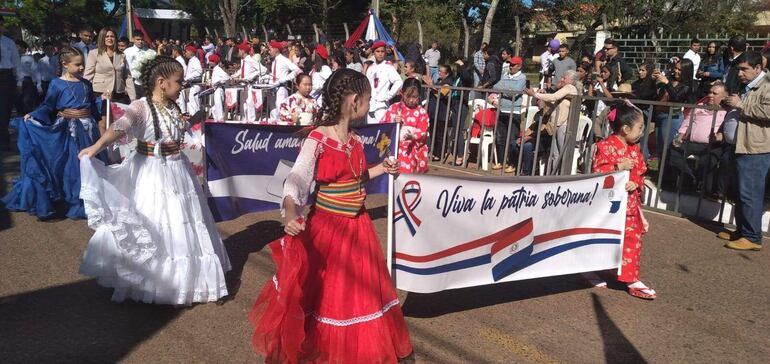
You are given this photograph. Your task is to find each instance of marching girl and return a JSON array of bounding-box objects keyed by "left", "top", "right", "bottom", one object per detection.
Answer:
[
  {"left": 380, "top": 78, "right": 430, "bottom": 174},
  {"left": 278, "top": 73, "right": 318, "bottom": 125},
  {"left": 249, "top": 68, "right": 413, "bottom": 363},
  {"left": 592, "top": 102, "right": 656, "bottom": 300},
  {"left": 2, "top": 46, "right": 106, "bottom": 220},
  {"left": 77, "top": 55, "right": 231, "bottom": 305}
]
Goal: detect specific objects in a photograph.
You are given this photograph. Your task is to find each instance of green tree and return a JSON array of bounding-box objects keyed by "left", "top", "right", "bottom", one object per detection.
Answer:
[{"left": 13, "top": 0, "right": 112, "bottom": 37}]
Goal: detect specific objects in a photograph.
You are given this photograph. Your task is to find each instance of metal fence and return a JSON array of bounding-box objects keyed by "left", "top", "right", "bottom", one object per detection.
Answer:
[
  {"left": 194, "top": 80, "right": 768, "bottom": 234},
  {"left": 412, "top": 84, "right": 768, "bottom": 234},
  {"left": 610, "top": 33, "right": 770, "bottom": 68}
]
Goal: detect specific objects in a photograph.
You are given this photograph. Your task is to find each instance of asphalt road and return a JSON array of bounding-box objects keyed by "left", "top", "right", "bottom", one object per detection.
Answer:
[{"left": 1, "top": 157, "right": 768, "bottom": 363}]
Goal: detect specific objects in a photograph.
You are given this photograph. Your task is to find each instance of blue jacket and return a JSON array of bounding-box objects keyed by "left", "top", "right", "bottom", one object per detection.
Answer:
[{"left": 700, "top": 57, "right": 724, "bottom": 80}]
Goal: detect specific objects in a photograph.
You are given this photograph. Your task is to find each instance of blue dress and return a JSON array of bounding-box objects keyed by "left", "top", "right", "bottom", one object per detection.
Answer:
[{"left": 2, "top": 77, "right": 105, "bottom": 219}]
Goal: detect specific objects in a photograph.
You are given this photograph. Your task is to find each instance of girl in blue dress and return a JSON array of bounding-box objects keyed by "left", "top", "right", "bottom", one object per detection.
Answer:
[{"left": 2, "top": 46, "right": 105, "bottom": 220}]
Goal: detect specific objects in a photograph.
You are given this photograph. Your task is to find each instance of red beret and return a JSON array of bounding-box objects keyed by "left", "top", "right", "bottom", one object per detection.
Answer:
[
  {"left": 238, "top": 43, "right": 251, "bottom": 52},
  {"left": 369, "top": 41, "right": 386, "bottom": 51},
  {"left": 208, "top": 54, "right": 220, "bottom": 64},
  {"left": 269, "top": 40, "right": 287, "bottom": 50},
  {"left": 510, "top": 56, "right": 523, "bottom": 65},
  {"left": 184, "top": 45, "right": 197, "bottom": 53},
  {"left": 315, "top": 44, "right": 329, "bottom": 60}
]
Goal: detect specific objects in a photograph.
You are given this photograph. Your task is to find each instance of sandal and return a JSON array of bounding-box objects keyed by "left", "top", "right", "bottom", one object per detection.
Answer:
[
  {"left": 628, "top": 286, "right": 657, "bottom": 300},
  {"left": 582, "top": 272, "right": 607, "bottom": 288}
]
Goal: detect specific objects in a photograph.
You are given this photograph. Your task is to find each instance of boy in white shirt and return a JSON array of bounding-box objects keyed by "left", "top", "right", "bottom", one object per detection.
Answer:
[
  {"left": 366, "top": 41, "right": 403, "bottom": 124},
  {"left": 268, "top": 40, "right": 300, "bottom": 120},
  {"left": 184, "top": 45, "right": 203, "bottom": 115}
]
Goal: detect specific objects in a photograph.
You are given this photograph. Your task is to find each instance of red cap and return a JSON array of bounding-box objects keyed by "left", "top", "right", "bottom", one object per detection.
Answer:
[
  {"left": 369, "top": 41, "right": 386, "bottom": 51},
  {"left": 208, "top": 54, "right": 220, "bottom": 64},
  {"left": 315, "top": 44, "right": 329, "bottom": 60},
  {"left": 269, "top": 40, "right": 287, "bottom": 50},
  {"left": 184, "top": 45, "right": 197, "bottom": 54},
  {"left": 510, "top": 56, "right": 523, "bottom": 65},
  {"left": 238, "top": 43, "right": 251, "bottom": 52}
]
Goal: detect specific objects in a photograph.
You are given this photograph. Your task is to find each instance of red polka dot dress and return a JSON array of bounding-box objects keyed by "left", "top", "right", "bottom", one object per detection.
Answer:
[{"left": 381, "top": 102, "right": 430, "bottom": 174}]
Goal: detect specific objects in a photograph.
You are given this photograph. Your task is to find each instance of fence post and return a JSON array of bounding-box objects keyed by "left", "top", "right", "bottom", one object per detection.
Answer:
[{"left": 558, "top": 94, "right": 583, "bottom": 175}]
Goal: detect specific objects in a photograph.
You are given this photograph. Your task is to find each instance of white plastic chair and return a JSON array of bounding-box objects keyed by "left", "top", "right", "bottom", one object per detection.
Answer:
[{"left": 465, "top": 99, "right": 498, "bottom": 171}]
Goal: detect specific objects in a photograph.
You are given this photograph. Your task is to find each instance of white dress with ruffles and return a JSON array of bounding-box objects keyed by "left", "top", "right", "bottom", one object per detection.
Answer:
[{"left": 79, "top": 98, "right": 231, "bottom": 305}]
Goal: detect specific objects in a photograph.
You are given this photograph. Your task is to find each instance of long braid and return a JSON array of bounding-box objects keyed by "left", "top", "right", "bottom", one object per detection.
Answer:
[{"left": 138, "top": 55, "right": 184, "bottom": 140}]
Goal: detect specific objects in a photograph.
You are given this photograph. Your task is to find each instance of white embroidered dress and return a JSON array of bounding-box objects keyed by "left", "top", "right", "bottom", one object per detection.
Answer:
[{"left": 79, "top": 98, "right": 231, "bottom": 305}]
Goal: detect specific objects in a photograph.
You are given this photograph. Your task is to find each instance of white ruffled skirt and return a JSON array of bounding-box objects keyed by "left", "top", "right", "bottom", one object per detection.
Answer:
[{"left": 79, "top": 151, "right": 231, "bottom": 305}]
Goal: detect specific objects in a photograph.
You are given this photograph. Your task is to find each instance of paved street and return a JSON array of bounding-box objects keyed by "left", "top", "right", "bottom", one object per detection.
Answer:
[{"left": 1, "top": 157, "right": 769, "bottom": 363}]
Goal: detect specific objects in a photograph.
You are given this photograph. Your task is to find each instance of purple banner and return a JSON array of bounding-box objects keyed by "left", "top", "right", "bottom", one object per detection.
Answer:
[{"left": 205, "top": 122, "right": 397, "bottom": 222}]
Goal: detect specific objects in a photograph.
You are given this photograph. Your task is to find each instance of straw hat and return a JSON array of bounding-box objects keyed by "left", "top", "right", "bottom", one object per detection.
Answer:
[{"left": 612, "top": 82, "right": 634, "bottom": 96}]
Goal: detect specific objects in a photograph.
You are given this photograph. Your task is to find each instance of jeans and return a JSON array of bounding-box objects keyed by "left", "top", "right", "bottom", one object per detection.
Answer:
[
  {"left": 429, "top": 67, "right": 439, "bottom": 84},
  {"left": 494, "top": 112, "right": 521, "bottom": 166},
  {"left": 653, "top": 111, "right": 683, "bottom": 160},
  {"left": 735, "top": 153, "right": 770, "bottom": 243},
  {"left": 509, "top": 141, "right": 536, "bottom": 175}
]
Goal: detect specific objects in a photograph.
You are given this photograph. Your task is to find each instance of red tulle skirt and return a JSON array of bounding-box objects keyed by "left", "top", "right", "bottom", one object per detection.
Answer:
[{"left": 249, "top": 209, "right": 413, "bottom": 363}]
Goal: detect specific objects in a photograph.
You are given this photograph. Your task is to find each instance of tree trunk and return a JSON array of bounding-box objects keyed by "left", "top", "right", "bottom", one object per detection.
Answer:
[
  {"left": 462, "top": 17, "right": 469, "bottom": 58},
  {"left": 218, "top": 0, "right": 239, "bottom": 38},
  {"left": 482, "top": 0, "right": 499, "bottom": 44}
]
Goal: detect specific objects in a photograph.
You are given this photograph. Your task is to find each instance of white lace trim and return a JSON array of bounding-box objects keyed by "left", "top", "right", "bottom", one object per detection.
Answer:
[{"left": 311, "top": 299, "right": 400, "bottom": 327}]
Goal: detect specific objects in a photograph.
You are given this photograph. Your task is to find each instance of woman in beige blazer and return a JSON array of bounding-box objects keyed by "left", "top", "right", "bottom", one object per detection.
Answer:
[{"left": 84, "top": 27, "right": 136, "bottom": 134}]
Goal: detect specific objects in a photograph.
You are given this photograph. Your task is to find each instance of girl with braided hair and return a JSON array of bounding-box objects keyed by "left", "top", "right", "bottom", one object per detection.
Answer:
[
  {"left": 249, "top": 68, "right": 414, "bottom": 363},
  {"left": 591, "top": 102, "right": 655, "bottom": 300},
  {"left": 77, "top": 55, "right": 231, "bottom": 305},
  {"left": 3, "top": 46, "right": 106, "bottom": 220}
]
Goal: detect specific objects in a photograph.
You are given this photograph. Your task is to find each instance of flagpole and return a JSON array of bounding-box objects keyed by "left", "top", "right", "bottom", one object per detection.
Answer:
[
  {"left": 386, "top": 123, "right": 400, "bottom": 281},
  {"left": 126, "top": 0, "right": 133, "bottom": 37}
]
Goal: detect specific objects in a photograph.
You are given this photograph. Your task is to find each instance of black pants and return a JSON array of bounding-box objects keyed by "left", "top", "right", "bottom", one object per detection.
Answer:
[
  {"left": 667, "top": 141, "right": 722, "bottom": 188},
  {"left": 494, "top": 112, "right": 521, "bottom": 167},
  {"left": 41, "top": 80, "right": 51, "bottom": 101},
  {"left": 17, "top": 77, "right": 38, "bottom": 116},
  {"left": 0, "top": 70, "right": 15, "bottom": 147},
  {"left": 718, "top": 144, "right": 737, "bottom": 199}
]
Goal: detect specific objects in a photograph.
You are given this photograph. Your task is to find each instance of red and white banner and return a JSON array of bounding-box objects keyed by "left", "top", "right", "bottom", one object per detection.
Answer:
[{"left": 391, "top": 172, "right": 629, "bottom": 293}]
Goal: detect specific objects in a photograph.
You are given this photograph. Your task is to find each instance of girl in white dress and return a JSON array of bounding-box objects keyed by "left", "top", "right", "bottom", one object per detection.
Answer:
[{"left": 77, "top": 55, "right": 231, "bottom": 305}]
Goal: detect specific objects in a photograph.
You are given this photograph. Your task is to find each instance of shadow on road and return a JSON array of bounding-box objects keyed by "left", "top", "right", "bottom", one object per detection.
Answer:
[
  {"left": 221, "top": 220, "right": 284, "bottom": 300},
  {"left": 591, "top": 293, "right": 647, "bottom": 363},
  {"left": 0, "top": 279, "right": 181, "bottom": 363},
  {"left": 401, "top": 274, "right": 589, "bottom": 318}
]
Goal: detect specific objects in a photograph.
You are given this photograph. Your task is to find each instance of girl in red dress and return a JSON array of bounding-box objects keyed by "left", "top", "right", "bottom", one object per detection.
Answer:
[
  {"left": 592, "top": 102, "right": 656, "bottom": 300},
  {"left": 380, "top": 78, "right": 430, "bottom": 174},
  {"left": 249, "top": 68, "right": 414, "bottom": 363}
]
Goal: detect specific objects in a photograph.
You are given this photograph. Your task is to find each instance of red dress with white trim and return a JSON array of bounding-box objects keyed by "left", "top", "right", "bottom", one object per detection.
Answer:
[
  {"left": 381, "top": 102, "right": 430, "bottom": 174},
  {"left": 249, "top": 129, "right": 413, "bottom": 363},
  {"left": 592, "top": 134, "right": 647, "bottom": 283}
]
